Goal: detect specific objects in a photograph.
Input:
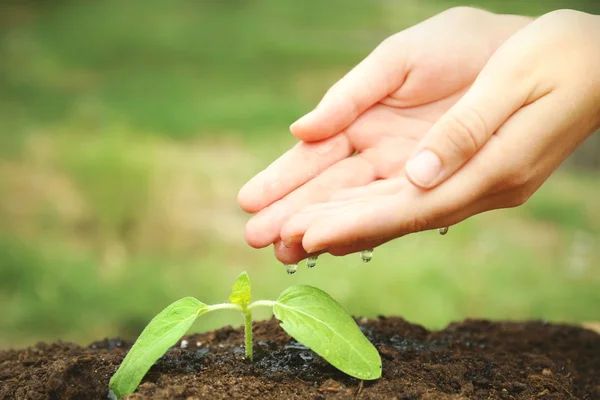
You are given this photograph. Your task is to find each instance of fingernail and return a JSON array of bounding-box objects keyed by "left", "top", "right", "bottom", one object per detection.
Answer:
[
  {"left": 305, "top": 244, "right": 325, "bottom": 254},
  {"left": 405, "top": 150, "right": 442, "bottom": 188}
]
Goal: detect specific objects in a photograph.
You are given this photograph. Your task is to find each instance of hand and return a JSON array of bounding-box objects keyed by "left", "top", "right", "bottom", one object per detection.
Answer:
[
  {"left": 237, "top": 7, "right": 532, "bottom": 263},
  {"left": 272, "top": 9, "right": 600, "bottom": 262}
]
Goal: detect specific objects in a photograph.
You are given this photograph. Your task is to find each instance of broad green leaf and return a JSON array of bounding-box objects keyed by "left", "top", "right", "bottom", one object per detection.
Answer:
[
  {"left": 229, "top": 271, "right": 252, "bottom": 308},
  {"left": 273, "top": 285, "right": 382, "bottom": 380},
  {"left": 109, "top": 297, "right": 208, "bottom": 399}
]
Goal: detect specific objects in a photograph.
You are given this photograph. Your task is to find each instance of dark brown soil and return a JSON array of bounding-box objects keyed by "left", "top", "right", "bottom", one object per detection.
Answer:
[{"left": 1, "top": 316, "right": 599, "bottom": 400}]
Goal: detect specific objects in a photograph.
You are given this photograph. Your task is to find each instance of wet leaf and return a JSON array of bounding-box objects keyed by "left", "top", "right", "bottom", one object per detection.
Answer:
[
  {"left": 273, "top": 285, "right": 382, "bottom": 380},
  {"left": 229, "top": 271, "right": 252, "bottom": 308},
  {"left": 109, "top": 297, "right": 208, "bottom": 399}
]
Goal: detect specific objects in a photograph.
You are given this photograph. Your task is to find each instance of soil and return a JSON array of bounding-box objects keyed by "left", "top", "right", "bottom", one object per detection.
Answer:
[{"left": 1, "top": 316, "right": 599, "bottom": 400}]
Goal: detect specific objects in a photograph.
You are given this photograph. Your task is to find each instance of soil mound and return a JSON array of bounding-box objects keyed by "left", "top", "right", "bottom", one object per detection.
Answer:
[{"left": 1, "top": 317, "right": 599, "bottom": 399}]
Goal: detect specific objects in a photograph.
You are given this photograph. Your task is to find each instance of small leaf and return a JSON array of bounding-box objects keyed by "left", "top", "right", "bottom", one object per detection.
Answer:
[
  {"left": 109, "top": 297, "right": 208, "bottom": 398},
  {"left": 229, "top": 271, "right": 252, "bottom": 308},
  {"left": 273, "top": 285, "right": 382, "bottom": 380}
]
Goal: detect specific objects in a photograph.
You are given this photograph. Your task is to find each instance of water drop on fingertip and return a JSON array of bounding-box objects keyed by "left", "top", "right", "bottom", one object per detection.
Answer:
[
  {"left": 360, "top": 249, "right": 373, "bottom": 263},
  {"left": 438, "top": 227, "right": 449, "bottom": 235},
  {"left": 284, "top": 264, "right": 298, "bottom": 275},
  {"left": 306, "top": 256, "right": 318, "bottom": 269}
]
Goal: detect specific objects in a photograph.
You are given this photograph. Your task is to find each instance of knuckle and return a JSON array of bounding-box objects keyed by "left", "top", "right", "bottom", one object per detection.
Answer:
[
  {"left": 503, "top": 164, "right": 531, "bottom": 191},
  {"left": 379, "top": 34, "right": 398, "bottom": 49},
  {"left": 540, "top": 8, "right": 582, "bottom": 23},
  {"left": 379, "top": 29, "right": 409, "bottom": 49},
  {"left": 442, "top": 6, "right": 486, "bottom": 21},
  {"left": 490, "top": 162, "right": 535, "bottom": 208},
  {"left": 506, "top": 187, "right": 534, "bottom": 208},
  {"left": 442, "top": 106, "right": 489, "bottom": 158}
]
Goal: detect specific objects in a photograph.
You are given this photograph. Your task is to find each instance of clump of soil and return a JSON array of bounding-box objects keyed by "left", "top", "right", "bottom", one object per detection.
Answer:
[{"left": 1, "top": 316, "right": 599, "bottom": 399}]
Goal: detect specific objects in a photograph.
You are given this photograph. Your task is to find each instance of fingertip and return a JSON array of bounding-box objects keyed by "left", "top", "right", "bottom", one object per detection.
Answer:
[
  {"left": 289, "top": 113, "right": 326, "bottom": 142},
  {"left": 279, "top": 217, "right": 305, "bottom": 247},
  {"left": 243, "top": 218, "right": 275, "bottom": 249},
  {"left": 405, "top": 150, "right": 443, "bottom": 189},
  {"left": 237, "top": 169, "right": 270, "bottom": 213},
  {"left": 237, "top": 185, "right": 259, "bottom": 214},
  {"left": 302, "top": 226, "right": 328, "bottom": 255},
  {"left": 289, "top": 109, "right": 315, "bottom": 132},
  {"left": 273, "top": 241, "right": 310, "bottom": 264},
  {"left": 290, "top": 107, "right": 343, "bottom": 142}
]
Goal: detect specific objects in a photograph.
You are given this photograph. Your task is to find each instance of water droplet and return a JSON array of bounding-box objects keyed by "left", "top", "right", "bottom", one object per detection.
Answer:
[
  {"left": 306, "top": 256, "right": 318, "bottom": 268},
  {"left": 438, "top": 227, "right": 449, "bottom": 235},
  {"left": 360, "top": 249, "right": 373, "bottom": 263},
  {"left": 284, "top": 264, "right": 298, "bottom": 275}
]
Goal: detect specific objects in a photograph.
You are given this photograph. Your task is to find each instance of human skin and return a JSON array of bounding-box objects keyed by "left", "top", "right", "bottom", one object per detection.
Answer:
[{"left": 237, "top": 8, "right": 600, "bottom": 264}]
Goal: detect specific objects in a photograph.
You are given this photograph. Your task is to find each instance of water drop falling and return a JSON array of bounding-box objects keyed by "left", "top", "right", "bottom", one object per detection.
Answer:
[
  {"left": 360, "top": 249, "right": 373, "bottom": 263},
  {"left": 306, "top": 256, "right": 318, "bottom": 269},
  {"left": 284, "top": 264, "right": 298, "bottom": 275},
  {"left": 438, "top": 227, "right": 449, "bottom": 235}
]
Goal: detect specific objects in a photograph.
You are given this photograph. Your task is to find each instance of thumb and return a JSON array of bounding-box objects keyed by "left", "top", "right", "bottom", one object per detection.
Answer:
[
  {"left": 291, "top": 36, "right": 408, "bottom": 142},
  {"left": 405, "top": 67, "right": 531, "bottom": 189}
]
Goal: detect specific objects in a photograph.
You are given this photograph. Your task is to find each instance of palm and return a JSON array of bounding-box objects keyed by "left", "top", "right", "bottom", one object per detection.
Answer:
[{"left": 340, "top": 88, "right": 467, "bottom": 180}]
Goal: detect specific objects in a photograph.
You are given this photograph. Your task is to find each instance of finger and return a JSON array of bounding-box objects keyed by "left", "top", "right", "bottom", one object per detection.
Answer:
[
  {"left": 239, "top": 102, "right": 428, "bottom": 215},
  {"left": 477, "top": 87, "right": 592, "bottom": 202},
  {"left": 276, "top": 145, "right": 416, "bottom": 247},
  {"left": 244, "top": 155, "right": 377, "bottom": 248},
  {"left": 272, "top": 241, "right": 325, "bottom": 265},
  {"left": 290, "top": 36, "right": 409, "bottom": 142},
  {"left": 237, "top": 133, "right": 353, "bottom": 213},
  {"left": 285, "top": 145, "right": 498, "bottom": 252},
  {"left": 404, "top": 58, "right": 533, "bottom": 189},
  {"left": 300, "top": 186, "right": 478, "bottom": 254},
  {"left": 280, "top": 197, "right": 364, "bottom": 246},
  {"left": 273, "top": 237, "right": 387, "bottom": 265}
]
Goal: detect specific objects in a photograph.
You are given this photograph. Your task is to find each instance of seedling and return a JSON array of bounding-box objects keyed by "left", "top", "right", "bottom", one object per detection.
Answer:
[{"left": 108, "top": 272, "right": 382, "bottom": 399}]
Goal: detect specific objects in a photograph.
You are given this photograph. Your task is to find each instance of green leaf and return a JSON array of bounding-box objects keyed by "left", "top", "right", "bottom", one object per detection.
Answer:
[
  {"left": 229, "top": 271, "right": 252, "bottom": 308},
  {"left": 273, "top": 285, "right": 382, "bottom": 380},
  {"left": 109, "top": 297, "right": 208, "bottom": 399}
]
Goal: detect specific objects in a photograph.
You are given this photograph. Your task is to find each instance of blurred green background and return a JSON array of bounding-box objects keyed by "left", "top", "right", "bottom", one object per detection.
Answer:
[{"left": 1, "top": 0, "right": 599, "bottom": 349}]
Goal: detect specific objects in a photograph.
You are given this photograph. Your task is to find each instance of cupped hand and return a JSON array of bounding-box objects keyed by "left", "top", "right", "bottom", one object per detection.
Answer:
[
  {"left": 237, "top": 7, "right": 532, "bottom": 263},
  {"left": 277, "top": 9, "right": 600, "bottom": 262}
]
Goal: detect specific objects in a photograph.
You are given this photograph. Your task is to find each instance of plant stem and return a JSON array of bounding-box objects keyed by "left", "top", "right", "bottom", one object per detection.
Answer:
[
  {"left": 206, "top": 303, "right": 243, "bottom": 312},
  {"left": 247, "top": 300, "right": 276, "bottom": 310},
  {"left": 208, "top": 301, "right": 277, "bottom": 362},
  {"left": 243, "top": 308, "right": 253, "bottom": 361}
]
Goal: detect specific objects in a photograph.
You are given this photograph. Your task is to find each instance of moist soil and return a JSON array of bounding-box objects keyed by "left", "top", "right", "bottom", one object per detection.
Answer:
[{"left": 1, "top": 316, "right": 599, "bottom": 400}]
